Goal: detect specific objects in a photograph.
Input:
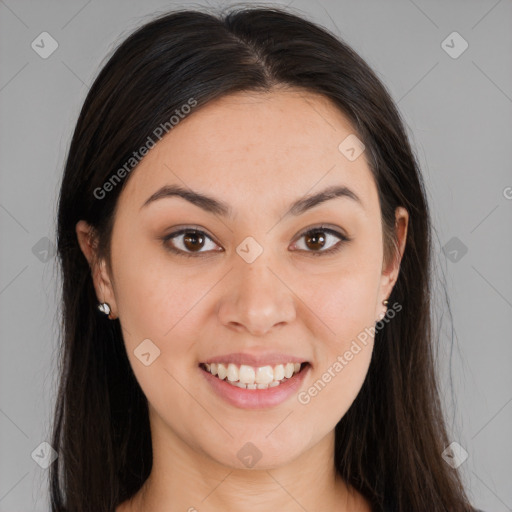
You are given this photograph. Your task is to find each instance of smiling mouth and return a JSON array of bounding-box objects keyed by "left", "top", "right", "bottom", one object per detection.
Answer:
[{"left": 199, "top": 361, "right": 310, "bottom": 390}]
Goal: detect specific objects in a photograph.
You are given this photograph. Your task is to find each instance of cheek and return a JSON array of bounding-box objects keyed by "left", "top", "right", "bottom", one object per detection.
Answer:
[
  {"left": 298, "top": 274, "right": 376, "bottom": 428},
  {"left": 111, "top": 241, "right": 206, "bottom": 391},
  {"left": 112, "top": 227, "right": 205, "bottom": 337},
  {"left": 296, "top": 255, "right": 380, "bottom": 421},
  {"left": 115, "top": 262, "right": 187, "bottom": 337},
  {"left": 114, "top": 257, "right": 207, "bottom": 430},
  {"left": 303, "top": 253, "right": 382, "bottom": 345}
]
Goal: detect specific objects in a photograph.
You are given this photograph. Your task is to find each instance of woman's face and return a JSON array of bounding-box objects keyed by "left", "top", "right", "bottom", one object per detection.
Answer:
[{"left": 78, "top": 89, "right": 407, "bottom": 470}]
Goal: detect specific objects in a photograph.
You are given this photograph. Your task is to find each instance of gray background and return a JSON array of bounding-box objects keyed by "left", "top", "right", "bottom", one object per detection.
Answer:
[{"left": 0, "top": 0, "right": 511, "bottom": 510}]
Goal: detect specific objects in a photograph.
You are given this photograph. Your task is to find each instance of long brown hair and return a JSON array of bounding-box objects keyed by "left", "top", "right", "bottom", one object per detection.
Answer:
[{"left": 51, "top": 5, "right": 476, "bottom": 511}]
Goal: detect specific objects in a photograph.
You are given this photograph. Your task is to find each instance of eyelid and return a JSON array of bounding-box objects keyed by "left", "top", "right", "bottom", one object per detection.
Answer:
[{"left": 295, "top": 223, "right": 349, "bottom": 239}]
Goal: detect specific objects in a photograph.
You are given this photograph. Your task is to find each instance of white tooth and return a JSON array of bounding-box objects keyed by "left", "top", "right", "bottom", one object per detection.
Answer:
[
  {"left": 211, "top": 362, "right": 299, "bottom": 384},
  {"left": 284, "top": 363, "right": 294, "bottom": 378},
  {"left": 217, "top": 363, "right": 227, "bottom": 380},
  {"left": 273, "top": 364, "right": 285, "bottom": 381},
  {"left": 233, "top": 381, "right": 247, "bottom": 389},
  {"left": 255, "top": 365, "right": 274, "bottom": 384},
  {"left": 238, "top": 364, "right": 256, "bottom": 384},
  {"left": 227, "top": 363, "right": 239, "bottom": 382}
]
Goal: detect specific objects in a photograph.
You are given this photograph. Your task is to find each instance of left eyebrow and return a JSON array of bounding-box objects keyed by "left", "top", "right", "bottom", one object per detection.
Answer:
[{"left": 140, "top": 183, "right": 364, "bottom": 218}]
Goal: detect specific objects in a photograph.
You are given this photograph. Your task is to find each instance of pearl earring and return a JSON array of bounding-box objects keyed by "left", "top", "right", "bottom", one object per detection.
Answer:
[
  {"left": 98, "top": 302, "right": 115, "bottom": 319},
  {"left": 98, "top": 302, "right": 110, "bottom": 315}
]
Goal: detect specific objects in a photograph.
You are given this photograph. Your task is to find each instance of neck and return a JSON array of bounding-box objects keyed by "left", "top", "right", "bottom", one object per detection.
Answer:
[{"left": 119, "top": 410, "right": 371, "bottom": 512}]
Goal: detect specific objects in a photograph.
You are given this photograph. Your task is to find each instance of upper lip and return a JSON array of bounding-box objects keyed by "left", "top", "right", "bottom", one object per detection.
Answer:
[{"left": 200, "top": 352, "right": 309, "bottom": 367}]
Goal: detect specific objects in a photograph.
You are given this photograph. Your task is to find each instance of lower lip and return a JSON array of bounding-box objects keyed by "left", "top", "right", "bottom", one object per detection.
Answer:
[{"left": 199, "top": 363, "right": 311, "bottom": 410}]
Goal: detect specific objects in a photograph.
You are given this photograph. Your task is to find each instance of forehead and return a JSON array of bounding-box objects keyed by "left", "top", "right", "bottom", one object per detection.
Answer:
[{"left": 117, "top": 88, "right": 378, "bottom": 219}]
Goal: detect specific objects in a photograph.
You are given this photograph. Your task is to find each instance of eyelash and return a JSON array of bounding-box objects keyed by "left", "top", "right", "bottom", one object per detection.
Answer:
[{"left": 161, "top": 225, "right": 351, "bottom": 259}]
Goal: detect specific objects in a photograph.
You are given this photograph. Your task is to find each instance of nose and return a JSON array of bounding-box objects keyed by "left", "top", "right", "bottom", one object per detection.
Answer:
[{"left": 216, "top": 255, "right": 296, "bottom": 336}]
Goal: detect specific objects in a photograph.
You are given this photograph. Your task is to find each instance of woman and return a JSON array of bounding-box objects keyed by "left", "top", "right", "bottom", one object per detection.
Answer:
[{"left": 51, "top": 5, "right": 482, "bottom": 511}]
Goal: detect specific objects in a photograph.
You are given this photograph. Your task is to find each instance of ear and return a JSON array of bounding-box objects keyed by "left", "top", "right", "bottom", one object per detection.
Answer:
[
  {"left": 76, "top": 220, "right": 118, "bottom": 319},
  {"left": 376, "top": 206, "right": 408, "bottom": 320}
]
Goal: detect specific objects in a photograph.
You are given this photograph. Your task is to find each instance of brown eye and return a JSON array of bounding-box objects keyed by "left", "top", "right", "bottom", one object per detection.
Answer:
[
  {"left": 163, "top": 228, "right": 221, "bottom": 258},
  {"left": 182, "top": 231, "right": 206, "bottom": 252},
  {"left": 292, "top": 226, "right": 350, "bottom": 257},
  {"left": 304, "top": 231, "right": 327, "bottom": 251}
]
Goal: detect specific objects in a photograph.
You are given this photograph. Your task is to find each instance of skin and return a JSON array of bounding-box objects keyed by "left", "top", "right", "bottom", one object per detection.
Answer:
[{"left": 77, "top": 88, "right": 408, "bottom": 512}]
